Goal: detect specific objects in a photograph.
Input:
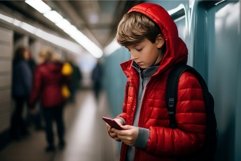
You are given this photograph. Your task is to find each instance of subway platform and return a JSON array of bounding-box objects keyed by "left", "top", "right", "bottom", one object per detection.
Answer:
[{"left": 0, "top": 90, "right": 119, "bottom": 161}]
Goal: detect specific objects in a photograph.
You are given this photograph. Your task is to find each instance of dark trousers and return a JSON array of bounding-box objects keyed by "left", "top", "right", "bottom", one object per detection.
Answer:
[
  {"left": 42, "top": 105, "right": 65, "bottom": 147},
  {"left": 93, "top": 82, "right": 101, "bottom": 101},
  {"left": 10, "top": 96, "right": 28, "bottom": 139}
]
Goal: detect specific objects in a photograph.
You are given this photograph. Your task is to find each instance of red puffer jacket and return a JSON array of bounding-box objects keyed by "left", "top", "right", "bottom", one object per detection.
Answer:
[
  {"left": 118, "top": 3, "right": 206, "bottom": 161},
  {"left": 30, "top": 62, "right": 65, "bottom": 108}
]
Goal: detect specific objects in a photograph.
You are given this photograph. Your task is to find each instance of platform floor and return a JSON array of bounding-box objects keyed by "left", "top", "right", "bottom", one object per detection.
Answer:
[{"left": 0, "top": 90, "right": 119, "bottom": 161}]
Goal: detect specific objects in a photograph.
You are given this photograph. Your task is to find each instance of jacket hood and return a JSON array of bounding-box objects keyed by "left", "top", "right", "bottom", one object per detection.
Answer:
[{"left": 121, "top": 3, "right": 188, "bottom": 76}]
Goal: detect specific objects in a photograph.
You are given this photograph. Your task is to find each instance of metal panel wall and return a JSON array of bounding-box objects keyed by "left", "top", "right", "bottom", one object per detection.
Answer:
[
  {"left": 194, "top": 1, "right": 240, "bottom": 161},
  {"left": 0, "top": 26, "right": 13, "bottom": 133},
  {"left": 209, "top": 2, "right": 240, "bottom": 161}
]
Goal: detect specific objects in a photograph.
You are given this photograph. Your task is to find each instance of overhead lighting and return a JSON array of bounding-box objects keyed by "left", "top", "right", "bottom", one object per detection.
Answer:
[
  {"left": 70, "top": 30, "right": 103, "bottom": 58},
  {"left": 0, "top": 12, "right": 82, "bottom": 54},
  {"left": 0, "top": 13, "right": 13, "bottom": 23},
  {"left": 215, "top": 0, "right": 225, "bottom": 6},
  {"left": 56, "top": 19, "right": 102, "bottom": 58},
  {"left": 56, "top": 19, "right": 77, "bottom": 35},
  {"left": 34, "top": 29, "right": 83, "bottom": 54},
  {"left": 104, "top": 39, "right": 121, "bottom": 56},
  {"left": 44, "top": 10, "right": 63, "bottom": 24},
  {"left": 25, "top": 0, "right": 103, "bottom": 58},
  {"left": 55, "top": 19, "right": 71, "bottom": 31},
  {"left": 12, "top": 19, "right": 21, "bottom": 27},
  {"left": 89, "top": 14, "right": 98, "bottom": 24},
  {"left": 20, "top": 22, "right": 36, "bottom": 33},
  {"left": 25, "top": 0, "right": 51, "bottom": 14}
]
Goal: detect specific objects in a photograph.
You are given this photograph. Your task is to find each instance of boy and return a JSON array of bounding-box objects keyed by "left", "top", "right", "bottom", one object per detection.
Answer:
[{"left": 106, "top": 2, "right": 207, "bottom": 161}]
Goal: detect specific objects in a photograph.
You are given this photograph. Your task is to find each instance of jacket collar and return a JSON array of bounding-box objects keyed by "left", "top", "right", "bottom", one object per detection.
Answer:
[{"left": 132, "top": 61, "right": 159, "bottom": 78}]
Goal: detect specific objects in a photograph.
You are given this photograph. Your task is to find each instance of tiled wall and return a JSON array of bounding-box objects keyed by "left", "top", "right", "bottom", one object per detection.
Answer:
[{"left": 0, "top": 26, "right": 13, "bottom": 133}]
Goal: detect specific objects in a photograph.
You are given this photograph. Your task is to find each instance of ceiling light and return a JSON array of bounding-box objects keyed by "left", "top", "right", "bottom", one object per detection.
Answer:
[
  {"left": 56, "top": 19, "right": 76, "bottom": 35},
  {"left": 0, "top": 12, "right": 82, "bottom": 54},
  {"left": 35, "top": 29, "right": 83, "bottom": 54},
  {"left": 44, "top": 10, "right": 63, "bottom": 24},
  {"left": 0, "top": 13, "right": 13, "bottom": 23},
  {"left": 70, "top": 31, "right": 103, "bottom": 58},
  {"left": 89, "top": 14, "right": 98, "bottom": 24},
  {"left": 13, "top": 19, "right": 21, "bottom": 26},
  {"left": 104, "top": 39, "right": 121, "bottom": 56},
  {"left": 25, "top": 0, "right": 103, "bottom": 58},
  {"left": 56, "top": 19, "right": 103, "bottom": 58},
  {"left": 25, "top": 0, "right": 51, "bottom": 14},
  {"left": 55, "top": 19, "right": 71, "bottom": 31},
  {"left": 20, "top": 22, "right": 36, "bottom": 33}
]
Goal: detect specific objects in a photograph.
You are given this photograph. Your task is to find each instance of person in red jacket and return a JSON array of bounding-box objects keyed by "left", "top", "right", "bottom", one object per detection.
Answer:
[
  {"left": 106, "top": 3, "right": 207, "bottom": 161},
  {"left": 29, "top": 48, "right": 66, "bottom": 152}
]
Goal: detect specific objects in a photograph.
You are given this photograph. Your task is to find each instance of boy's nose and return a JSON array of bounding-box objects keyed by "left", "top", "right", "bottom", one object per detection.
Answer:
[
  {"left": 130, "top": 54, "right": 137, "bottom": 60},
  {"left": 130, "top": 51, "right": 138, "bottom": 60}
]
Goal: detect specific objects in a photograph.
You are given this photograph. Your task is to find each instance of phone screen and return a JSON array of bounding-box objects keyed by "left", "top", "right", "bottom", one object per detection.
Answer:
[{"left": 102, "top": 117, "right": 123, "bottom": 130}]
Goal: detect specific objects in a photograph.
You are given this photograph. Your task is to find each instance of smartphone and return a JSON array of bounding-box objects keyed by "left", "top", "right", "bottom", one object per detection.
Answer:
[{"left": 102, "top": 116, "right": 123, "bottom": 130}]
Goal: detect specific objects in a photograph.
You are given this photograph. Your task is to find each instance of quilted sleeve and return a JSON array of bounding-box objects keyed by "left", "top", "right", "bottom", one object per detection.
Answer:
[
  {"left": 117, "top": 82, "right": 132, "bottom": 123},
  {"left": 146, "top": 72, "right": 207, "bottom": 156}
]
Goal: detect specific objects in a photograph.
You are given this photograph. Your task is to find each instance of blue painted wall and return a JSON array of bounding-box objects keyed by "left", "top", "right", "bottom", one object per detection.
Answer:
[{"left": 103, "top": 48, "right": 129, "bottom": 117}]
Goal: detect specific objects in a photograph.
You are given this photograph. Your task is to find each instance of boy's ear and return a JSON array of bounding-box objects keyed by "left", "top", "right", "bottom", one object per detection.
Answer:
[{"left": 155, "top": 34, "right": 165, "bottom": 49}]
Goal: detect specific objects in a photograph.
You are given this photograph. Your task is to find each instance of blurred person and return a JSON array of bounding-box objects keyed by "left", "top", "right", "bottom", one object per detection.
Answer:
[
  {"left": 26, "top": 51, "right": 44, "bottom": 131},
  {"left": 69, "top": 61, "right": 82, "bottom": 102},
  {"left": 27, "top": 51, "right": 36, "bottom": 73},
  {"left": 10, "top": 46, "right": 32, "bottom": 140},
  {"left": 61, "top": 60, "right": 73, "bottom": 102},
  {"left": 91, "top": 59, "right": 103, "bottom": 101},
  {"left": 29, "top": 48, "right": 66, "bottom": 152}
]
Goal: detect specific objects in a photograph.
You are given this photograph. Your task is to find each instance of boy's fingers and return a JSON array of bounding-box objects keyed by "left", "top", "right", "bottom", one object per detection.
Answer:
[
  {"left": 105, "top": 123, "right": 111, "bottom": 129},
  {"left": 111, "top": 125, "right": 131, "bottom": 134},
  {"left": 118, "top": 136, "right": 134, "bottom": 145},
  {"left": 121, "top": 125, "right": 132, "bottom": 130},
  {"left": 113, "top": 125, "right": 134, "bottom": 136}
]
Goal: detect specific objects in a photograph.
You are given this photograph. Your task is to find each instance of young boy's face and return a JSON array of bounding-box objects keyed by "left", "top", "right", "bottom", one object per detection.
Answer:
[{"left": 126, "top": 35, "right": 164, "bottom": 69}]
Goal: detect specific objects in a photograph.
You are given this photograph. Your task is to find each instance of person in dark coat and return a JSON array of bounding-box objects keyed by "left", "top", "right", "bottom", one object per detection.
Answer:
[
  {"left": 11, "top": 46, "right": 32, "bottom": 140},
  {"left": 29, "top": 48, "right": 66, "bottom": 152},
  {"left": 27, "top": 52, "right": 44, "bottom": 130},
  {"left": 91, "top": 60, "right": 103, "bottom": 101},
  {"left": 67, "top": 60, "right": 82, "bottom": 102}
]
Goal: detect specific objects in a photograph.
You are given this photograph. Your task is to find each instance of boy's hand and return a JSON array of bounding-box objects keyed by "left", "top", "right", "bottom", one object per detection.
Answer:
[
  {"left": 106, "top": 124, "right": 121, "bottom": 141},
  {"left": 106, "top": 118, "right": 123, "bottom": 141},
  {"left": 113, "top": 125, "right": 139, "bottom": 146}
]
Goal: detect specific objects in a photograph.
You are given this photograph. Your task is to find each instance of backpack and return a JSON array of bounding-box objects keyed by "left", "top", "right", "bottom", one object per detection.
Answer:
[{"left": 166, "top": 64, "right": 217, "bottom": 161}]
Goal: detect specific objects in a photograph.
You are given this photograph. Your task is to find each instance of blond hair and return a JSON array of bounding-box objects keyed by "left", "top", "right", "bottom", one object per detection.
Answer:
[
  {"left": 116, "top": 12, "right": 161, "bottom": 46},
  {"left": 38, "top": 48, "right": 53, "bottom": 62}
]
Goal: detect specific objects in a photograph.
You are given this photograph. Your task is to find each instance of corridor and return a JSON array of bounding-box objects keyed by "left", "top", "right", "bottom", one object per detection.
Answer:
[{"left": 0, "top": 90, "right": 119, "bottom": 161}]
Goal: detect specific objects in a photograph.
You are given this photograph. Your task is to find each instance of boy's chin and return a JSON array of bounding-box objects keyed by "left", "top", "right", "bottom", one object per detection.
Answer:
[
  {"left": 140, "top": 64, "right": 149, "bottom": 69},
  {"left": 136, "top": 63, "right": 146, "bottom": 69}
]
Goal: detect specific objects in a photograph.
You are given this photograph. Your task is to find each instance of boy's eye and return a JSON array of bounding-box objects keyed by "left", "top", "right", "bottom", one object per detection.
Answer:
[{"left": 135, "top": 48, "right": 142, "bottom": 51}]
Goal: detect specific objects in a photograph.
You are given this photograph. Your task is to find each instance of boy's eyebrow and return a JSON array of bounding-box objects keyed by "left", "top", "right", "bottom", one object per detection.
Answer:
[
  {"left": 127, "top": 41, "right": 143, "bottom": 48},
  {"left": 126, "top": 44, "right": 137, "bottom": 50}
]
